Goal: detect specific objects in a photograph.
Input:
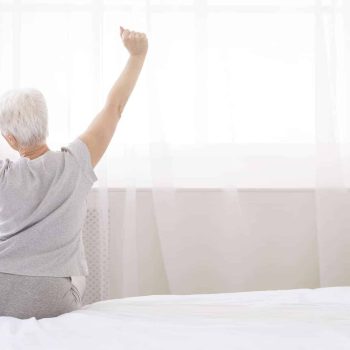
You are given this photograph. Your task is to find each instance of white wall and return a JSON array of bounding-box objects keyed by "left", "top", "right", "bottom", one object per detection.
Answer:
[{"left": 89, "top": 189, "right": 320, "bottom": 298}]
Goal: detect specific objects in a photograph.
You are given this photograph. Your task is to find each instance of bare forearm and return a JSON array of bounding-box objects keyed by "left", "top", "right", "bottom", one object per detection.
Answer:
[
  {"left": 106, "top": 53, "right": 146, "bottom": 115},
  {"left": 84, "top": 53, "right": 146, "bottom": 146},
  {"left": 80, "top": 27, "right": 148, "bottom": 167}
]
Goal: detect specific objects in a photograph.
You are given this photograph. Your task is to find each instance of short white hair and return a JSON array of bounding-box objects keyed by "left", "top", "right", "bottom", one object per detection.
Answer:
[{"left": 0, "top": 88, "right": 48, "bottom": 147}]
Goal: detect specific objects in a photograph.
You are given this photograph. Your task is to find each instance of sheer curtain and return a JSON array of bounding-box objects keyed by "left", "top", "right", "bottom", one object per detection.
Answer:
[
  {"left": 0, "top": 0, "right": 350, "bottom": 304},
  {"left": 315, "top": 0, "right": 350, "bottom": 287}
]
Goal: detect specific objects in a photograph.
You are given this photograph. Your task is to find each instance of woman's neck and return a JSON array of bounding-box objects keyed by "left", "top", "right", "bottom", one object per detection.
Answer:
[{"left": 20, "top": 144, "right": 50, "bottom": 160}]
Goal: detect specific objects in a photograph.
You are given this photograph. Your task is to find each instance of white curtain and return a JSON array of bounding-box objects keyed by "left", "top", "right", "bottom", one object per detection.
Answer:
[
  {"left": 1, "top": 0, "right": 350, "bottom": 304},
  {"left": 315, "top": 0, "right": 350, "bottom": 286}
]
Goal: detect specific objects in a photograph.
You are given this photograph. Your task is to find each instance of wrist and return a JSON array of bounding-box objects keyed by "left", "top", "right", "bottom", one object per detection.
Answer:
[{"left": 130, "top": 52, "right": 147, "bottom": 60}]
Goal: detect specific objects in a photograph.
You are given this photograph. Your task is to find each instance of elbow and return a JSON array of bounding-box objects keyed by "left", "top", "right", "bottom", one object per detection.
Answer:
[
  {"left": 118, "top": 102, "right": 126, "bottom": 115},
  {"left": 104, "top": 100, "right": 124, "bottom": 118}
]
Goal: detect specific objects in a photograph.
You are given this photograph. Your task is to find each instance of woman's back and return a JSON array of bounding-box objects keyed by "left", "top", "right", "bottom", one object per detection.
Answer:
[{"left": 0, "top": 138, "right": 97, "bottom": 277}]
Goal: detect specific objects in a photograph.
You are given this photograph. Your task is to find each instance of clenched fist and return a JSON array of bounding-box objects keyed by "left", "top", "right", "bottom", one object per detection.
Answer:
[{"left": 120, "top": 26, "right": 148, "bottom": 57}]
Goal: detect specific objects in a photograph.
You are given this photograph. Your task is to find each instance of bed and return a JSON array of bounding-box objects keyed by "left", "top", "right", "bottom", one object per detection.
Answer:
[{"left": 1, "top": 287, "right": 350, "bottom": 349}]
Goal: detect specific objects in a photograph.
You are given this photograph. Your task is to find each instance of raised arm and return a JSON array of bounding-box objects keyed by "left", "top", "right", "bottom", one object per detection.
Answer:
[{"left": 80, "top": 26, "right": 148, "bottom": 167}]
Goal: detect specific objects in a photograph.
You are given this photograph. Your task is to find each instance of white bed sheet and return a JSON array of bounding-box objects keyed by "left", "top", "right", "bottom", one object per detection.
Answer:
[{"left": 1, "top": 287, "right": 350, "bottom": 349}]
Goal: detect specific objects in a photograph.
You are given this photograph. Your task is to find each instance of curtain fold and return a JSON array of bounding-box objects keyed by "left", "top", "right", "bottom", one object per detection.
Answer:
[{"left": 315, "top": 0, "right": 350, "bottom": 287}]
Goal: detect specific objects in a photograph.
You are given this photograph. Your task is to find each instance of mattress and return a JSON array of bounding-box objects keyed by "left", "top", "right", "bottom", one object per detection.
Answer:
[{"left": 1, "top": 287, "right": 350, "bottom": 349}]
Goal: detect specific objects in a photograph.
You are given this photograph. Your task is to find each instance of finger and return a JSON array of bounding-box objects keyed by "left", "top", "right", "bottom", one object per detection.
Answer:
[
  {"left": 122, "top": 29, "right": 130, "bottom": 40},
  {"left": 120, "top": 26, "right": 124, "bottom": 37}
]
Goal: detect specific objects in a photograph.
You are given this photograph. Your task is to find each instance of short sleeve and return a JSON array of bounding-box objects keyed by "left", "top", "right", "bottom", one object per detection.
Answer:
[{"left": 61, "top": 138, "right": 98, "bottom": 184}]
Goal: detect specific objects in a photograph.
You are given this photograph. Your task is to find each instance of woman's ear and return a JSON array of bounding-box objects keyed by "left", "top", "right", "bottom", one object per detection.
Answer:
[{"left": 3, "top": 133, "right": 19, "bottom": 150}]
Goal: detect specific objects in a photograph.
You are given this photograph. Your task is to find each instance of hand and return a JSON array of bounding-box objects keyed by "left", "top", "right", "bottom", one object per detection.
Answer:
[{"left": 120, "top": 26, "right": 148, "bottom": 57}]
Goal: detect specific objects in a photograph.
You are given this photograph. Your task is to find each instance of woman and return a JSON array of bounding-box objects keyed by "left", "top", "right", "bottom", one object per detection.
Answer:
[{"left": 0, "top": 26, "right": 148, "bottom": 319}]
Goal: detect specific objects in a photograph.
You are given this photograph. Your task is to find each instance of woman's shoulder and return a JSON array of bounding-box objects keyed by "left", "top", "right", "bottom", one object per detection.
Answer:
[{"left": 60, "top": 138, "right": 97, "bottom": 184}]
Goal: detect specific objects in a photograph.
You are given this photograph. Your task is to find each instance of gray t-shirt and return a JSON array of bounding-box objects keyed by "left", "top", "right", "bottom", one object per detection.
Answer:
[{"left": 0, "top": 138, "right": 97, "bottom": 277}]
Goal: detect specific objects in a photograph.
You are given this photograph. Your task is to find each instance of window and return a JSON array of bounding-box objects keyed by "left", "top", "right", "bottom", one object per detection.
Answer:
[{"left": 0, "top": 1, "right": 341, "bottom": 188}]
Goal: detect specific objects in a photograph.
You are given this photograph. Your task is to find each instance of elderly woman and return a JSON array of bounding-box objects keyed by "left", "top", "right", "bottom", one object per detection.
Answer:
[{"left": 0, "top": 27, "right": 148, "bottom": 319}]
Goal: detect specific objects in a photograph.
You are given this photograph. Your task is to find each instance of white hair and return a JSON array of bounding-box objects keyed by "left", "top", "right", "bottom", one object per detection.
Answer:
[{"left": 0, "top": 88, "right": 48, "bottom": 147}]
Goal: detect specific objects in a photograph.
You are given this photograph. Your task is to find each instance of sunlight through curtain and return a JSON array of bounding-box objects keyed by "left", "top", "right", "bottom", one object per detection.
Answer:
[{"left": 1, "top": 0, "right": 350, "bottom": 304}]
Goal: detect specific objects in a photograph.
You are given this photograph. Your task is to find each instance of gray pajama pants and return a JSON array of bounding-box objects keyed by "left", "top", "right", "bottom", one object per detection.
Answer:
[{"left": 0, "top": 272, "right": 82, "bottom": 319}]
